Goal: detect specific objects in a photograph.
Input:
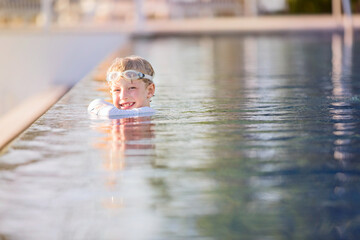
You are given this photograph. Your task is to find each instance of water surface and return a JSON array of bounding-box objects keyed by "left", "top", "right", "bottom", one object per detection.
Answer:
[{"left": 1, "top": 33, "right": 360, "bottom": 240}]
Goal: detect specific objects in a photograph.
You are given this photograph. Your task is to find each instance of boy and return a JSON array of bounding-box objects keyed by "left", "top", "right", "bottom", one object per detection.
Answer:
[{"left": 88, "top": 55, "right": 156, "bottom": 118}]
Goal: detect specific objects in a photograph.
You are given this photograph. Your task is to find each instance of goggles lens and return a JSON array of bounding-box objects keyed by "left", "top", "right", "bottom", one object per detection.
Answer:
[
  {"left": 107, "top": 72, "right": 121, "bottom": 82},
  {"left": 107, "top": 70, "right": 153, "bottom": 82}
]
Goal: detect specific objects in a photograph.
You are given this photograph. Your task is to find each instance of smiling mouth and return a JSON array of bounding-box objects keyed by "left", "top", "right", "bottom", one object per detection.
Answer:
[{"left": 120, "top": 102, "right": 135, "bottom": 109}]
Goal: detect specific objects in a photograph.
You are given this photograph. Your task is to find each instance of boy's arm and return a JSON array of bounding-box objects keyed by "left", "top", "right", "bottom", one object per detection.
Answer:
[{"left": 88, "top": 99, "right": 113, "bottom": 115}]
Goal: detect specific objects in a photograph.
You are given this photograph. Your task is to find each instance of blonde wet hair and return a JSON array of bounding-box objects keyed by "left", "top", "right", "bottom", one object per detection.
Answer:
[{"left": 107, "top": 55, "right": 154, "bottom": 86}]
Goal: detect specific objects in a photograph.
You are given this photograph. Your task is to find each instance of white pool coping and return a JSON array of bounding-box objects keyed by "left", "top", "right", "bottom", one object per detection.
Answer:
[{"left": 0, "top": 86, "right": 68, "bottom": 152}]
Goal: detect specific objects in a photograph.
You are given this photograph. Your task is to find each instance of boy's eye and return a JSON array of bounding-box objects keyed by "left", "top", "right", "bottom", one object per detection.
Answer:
[
  {"left": 113, "top": 89, "right": 120, "bottom": 92},
  {"left": 129, "top": 87, "right": 137, "bottom": 90}
]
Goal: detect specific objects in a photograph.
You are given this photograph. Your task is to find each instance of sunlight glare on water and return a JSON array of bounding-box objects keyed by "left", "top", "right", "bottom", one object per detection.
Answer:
[{"left": 1, "top": 33, "right": 360, "bottom": 239}]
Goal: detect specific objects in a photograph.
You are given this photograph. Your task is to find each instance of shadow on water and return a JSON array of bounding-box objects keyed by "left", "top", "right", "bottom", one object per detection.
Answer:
[{"left": 1, "top": 32, "right": 360, "bottom": 239}]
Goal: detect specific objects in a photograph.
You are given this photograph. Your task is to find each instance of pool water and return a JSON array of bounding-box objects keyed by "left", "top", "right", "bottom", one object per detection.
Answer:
[{"left": 1, "top": 33, "right": 360, "bottom": 240}]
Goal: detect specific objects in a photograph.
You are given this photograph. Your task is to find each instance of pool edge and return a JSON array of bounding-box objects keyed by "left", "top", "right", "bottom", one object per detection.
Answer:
[{"left": 0, "top": 86, "right": 69, "bottom": 153}]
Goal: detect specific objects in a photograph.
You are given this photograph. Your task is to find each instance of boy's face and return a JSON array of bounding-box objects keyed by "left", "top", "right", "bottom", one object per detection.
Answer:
[{"left": 110, "top": 78, "right": 155, "bottom": 110}]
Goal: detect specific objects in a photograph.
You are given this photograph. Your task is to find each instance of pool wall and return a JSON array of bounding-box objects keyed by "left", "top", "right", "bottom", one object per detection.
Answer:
[{"left": 0, "top": 31, "right": 129, "bottom": 151}]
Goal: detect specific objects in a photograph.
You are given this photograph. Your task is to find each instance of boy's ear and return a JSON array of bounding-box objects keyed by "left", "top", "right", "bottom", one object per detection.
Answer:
[{"left": 147, "top": 83, "right": 155, "bottom": 98}]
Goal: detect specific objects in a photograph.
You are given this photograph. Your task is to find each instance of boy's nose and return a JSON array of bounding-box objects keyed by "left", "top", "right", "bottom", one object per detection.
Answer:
[{"left": 120, "top": 89, "right": 129, "bottom": 99}]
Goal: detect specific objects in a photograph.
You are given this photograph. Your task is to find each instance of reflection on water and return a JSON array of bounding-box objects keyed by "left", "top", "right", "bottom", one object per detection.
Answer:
[
  {"left": 1, "top": 33, "right": 360, "bottom": 239},
  {"left": 92, "top": 117, "right": 155, "bottom": 209},
  {"left": 92, "top": 117, "right": 155, "bottom": 170},
  {"left": 331, "top": 33, "right": 354, "bottom": 165}
]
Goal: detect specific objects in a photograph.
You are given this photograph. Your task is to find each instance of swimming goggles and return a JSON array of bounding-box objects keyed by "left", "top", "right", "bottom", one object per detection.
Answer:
[{"left": 107, "top": 70, "right": 153, "bottom": 82}]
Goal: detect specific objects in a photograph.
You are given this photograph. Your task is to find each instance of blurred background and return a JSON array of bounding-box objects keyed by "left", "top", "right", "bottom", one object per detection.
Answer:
[{"left": 0, "top": 0, "right": 359, "bottom": 27}]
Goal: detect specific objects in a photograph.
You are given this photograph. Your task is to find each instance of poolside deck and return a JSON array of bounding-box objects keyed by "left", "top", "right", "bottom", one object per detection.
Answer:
[
  {"left": 137, "top": 15, "right": 360, "bottom": 35},
  {"left": 0, "top": 14, "right": 359, "bottom": 151},
  {"left": 3, "top": 14, "right": 358, "bottom": 34},
  {"left": 32, "top": 14, "right": 359, "bottom": 35}
]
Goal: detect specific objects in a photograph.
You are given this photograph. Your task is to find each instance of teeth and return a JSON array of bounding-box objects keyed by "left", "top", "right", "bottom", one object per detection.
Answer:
[{"left": 121, "top": 102, "right": 134, "bottom": 107}]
